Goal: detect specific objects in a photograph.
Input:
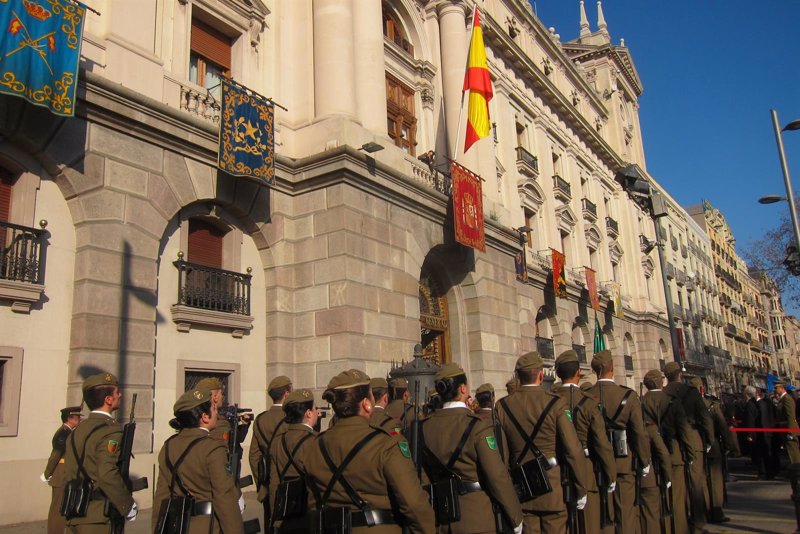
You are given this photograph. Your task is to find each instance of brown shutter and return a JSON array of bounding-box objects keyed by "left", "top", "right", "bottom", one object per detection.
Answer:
[
  {"left": 188, "top": 219, "right": 224, "bottom": 268},
  {"left": 0, "top": 173, "right": 12, "bottom": 223},
  {"left": 191, "top": 19, "right": 232, "bottom": 70}
]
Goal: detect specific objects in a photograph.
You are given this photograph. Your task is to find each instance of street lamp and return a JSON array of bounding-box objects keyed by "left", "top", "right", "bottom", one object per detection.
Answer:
[{"left": 767, "top": 109, "right": 800, "bottom": 256}]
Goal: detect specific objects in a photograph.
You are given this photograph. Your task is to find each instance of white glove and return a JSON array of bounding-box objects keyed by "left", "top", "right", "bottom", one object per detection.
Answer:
[
  {"left": 607, "top": 481, "right": 616, "bottom": 493},
  {"left": 577, "top": 495, "right": 588, "bottom": 510},
  {"left": 666, "top": 481, "right": 672, "bottom": 489},
  {"left": 238, "top": 495, "right": 245, "bottom": 513},
  {"left": 126, "top": 502, "right": 138, "bottom": 522},
  {"left": 513, "top": 522, "right": 523, "bottom": 534},
  {"left": 706, "top": 445, "right": 712, "bottom": 454},
  {"left": 641, "top": 464, "right": 651, "bottom": 477},
  {"left": 39, "top": 473, "right": 50, "bottom": 483}
]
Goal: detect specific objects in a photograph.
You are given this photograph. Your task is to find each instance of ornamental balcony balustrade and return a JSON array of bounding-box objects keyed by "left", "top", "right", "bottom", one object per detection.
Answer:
[
  {"left": 606, "top": 217, "right": 619, "bottom": 238},
  {"left": 530, "top": 250, "right": 553, "bottom": 272},
  {"left": 686, "top": 280, "right": 695, "bottom": 292},
  {"left": 671, "top": 236, "right": 679, "bottom": 251},
  {"left": 692, "top": 311, "right": 702, "bottom": 327},
  {"left": 582, "top": 198, "right": 597, "bottom": 222},
  {"left": 685, "top": 348, "right": 713, "bottom": 369},
  {"left": 681, "top": 245, "right": 688, "bottom": 259},
  {"left": 0, "top": 221, "right": 46, "bottom": 285},
  {"left": 536, "top": 336, "right": 555, "bottom": 360},
  {"left": 751, "top": 338, "right": 763, "bottom": 350},
  {"left": 725, "top": 323, "right": 737, "bottom": 336},
  {"left": 174, "top": 260, "right": 251, "bottom": 316},
  {"left": 179, "top": 84, "right": 221, "bottom": 124},
  {"left": 569, "top": 267, "right": 586, "bottom": 287},
  {"left": 553, "top": 175, "right": 572, "bottom": 201},
  {"left": 515, "top": 146, "right": 539, "bottom": 178},
  {"left": 573, "top": 344, "right": 587, "bottom": 364},
  {"left": 676, "top": 271, "right": 687, "bottom": 286},
  {"left": 673, "top": 304, "right": 684, "bottom": 321},
  {"left": 665, "top": 262, "right": 676, "bottom": 280}
]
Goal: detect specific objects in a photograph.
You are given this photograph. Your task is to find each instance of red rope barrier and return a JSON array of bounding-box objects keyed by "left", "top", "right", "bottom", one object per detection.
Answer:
[{"left": 729, "top": 427, "right": 800, "bottom": 433}]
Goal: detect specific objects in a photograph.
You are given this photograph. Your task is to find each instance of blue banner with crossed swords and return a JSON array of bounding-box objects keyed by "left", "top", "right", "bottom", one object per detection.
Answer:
[{"left": 0, "top": 0, "right": 86, "bottom": 116}]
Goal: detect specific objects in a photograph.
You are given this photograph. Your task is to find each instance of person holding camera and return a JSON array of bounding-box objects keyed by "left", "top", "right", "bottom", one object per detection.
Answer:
[
  {"left": 421, "top": 362, "right": 523, "bottom": 534},
  {"left": 152, "top": 388, "right": 244, "bottom": 534}
]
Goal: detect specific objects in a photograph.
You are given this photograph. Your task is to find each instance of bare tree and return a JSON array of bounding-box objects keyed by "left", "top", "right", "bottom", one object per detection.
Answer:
[{"left": 742, "top": 213, "right": 800, "bottom": 309}]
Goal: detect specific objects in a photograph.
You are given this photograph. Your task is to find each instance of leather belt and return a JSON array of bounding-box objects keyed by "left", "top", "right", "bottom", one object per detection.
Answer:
[
  {"left": 192, "top": 501, "right": 213, "bottom": 516},
  {"left": 458, "top": 480, "right": 483, "bottom": 494},
  {"left": 350, "top": 508, "right": 396, "bottom": 527}
]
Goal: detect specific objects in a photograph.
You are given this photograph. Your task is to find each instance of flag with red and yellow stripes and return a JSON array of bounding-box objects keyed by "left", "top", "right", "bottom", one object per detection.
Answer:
[{"left": 463, "top": 7, "right": 493, "bottom": 153}]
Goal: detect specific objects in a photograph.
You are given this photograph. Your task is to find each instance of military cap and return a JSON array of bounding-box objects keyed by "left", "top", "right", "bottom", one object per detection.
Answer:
[
  {"left": 515, "top": 351, "right": 543, "bottom": 370},
  {"left": 369, "top": 377, "right": 388, "bottom": 389},
  {"left": 389, "top": 377, "right": 408, "bottom": 389},
  {"left": 506, "top": 378, "right": 518, "bottom": 388},
  {"left": 579, "top": 381, "right": 593, "bottom": 391},
  {"left": 644, "top": 369, "right": 664, "bottom": 384},
  {"left": 82, "top": 372, "right": 118, "bottom": 392},
  {"left": 591, "top": 350, "right": 613, "bottom": 367},
  {"left": 555, "top": 350, "right": 579, "bottom": 367},
  {"left": 195, "top": 377, "right": 223, "bottom": 391},
  {"left": 428, "top": 389, "right": 440, "bottom": 400},
  {"left": 663, "top": 361, "right": 682, "bottom": 376},
  {"left": 60, "top": 406, "right": 83, "bottom": 418},
  {"left": 285, "top": 388, "right": 314, "bottom": 406},
  {"left": 327, "top": 369, "right": 371, "bottom": 390},
  {"left": 774, "top": 379, "right": 786, "bottom": 387},
  {"left": 435, "top": 362, "right": 466, "bottom": 381},
  {"left": 476, "top": 383, "right": 494, "bottom": 395},
  {"left": 687, "top": 377, "right": 703, "bottom": 389},
  {"left": 174, "top": 388, "right": 213, "bottom": 413},
  {"left": 268, "top": 376, "right": 292, "bottom": 390}
]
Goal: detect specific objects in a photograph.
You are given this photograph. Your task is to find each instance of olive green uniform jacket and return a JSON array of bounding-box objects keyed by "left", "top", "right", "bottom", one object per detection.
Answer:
[
  {"left": 45, "top": 424, "right": 73, "bottom": 534},
  {"left": 62, "top": 412, "right": 134, "bottom": 529},
  {"left": 248, "top": 405, "right": 285, "bottom": 502},
  {"left": 371, "top": 406, "right": 402, "bottom": 434},
  {"left": 152, "top": 428, "right": 244, "bottom": 534},
  {"left": 297, "top": 415, "right": 435, "bottom": 534},
  {"left": 776, "top": 393, "right": 800, "bottom": 464},
  {"left": 385, "top": 400, "right": 414, "bottom": 436},
  {"left": 267, "top": 423, "right": 316, "bottom": 526}
]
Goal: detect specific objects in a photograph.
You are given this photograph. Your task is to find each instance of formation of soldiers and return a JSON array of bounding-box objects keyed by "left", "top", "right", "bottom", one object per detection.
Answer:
[{"left": 45, "top": 347, "right": 799, "bottom": 534}]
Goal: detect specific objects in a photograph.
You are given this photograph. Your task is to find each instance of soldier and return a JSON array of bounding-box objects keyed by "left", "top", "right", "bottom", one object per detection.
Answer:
[
  {"left": 268, "top": 389, "right": 318, "bottom": 533},
  {"left": 296, "top": 369, "right": 435, "bottom": 533},
  {"left": 196, "top": 377, "right": 252, "bottom": 455},
  {"left": 152, "top": 388, "right": 244, "bottom": 534},
  {"left": 639, "top": 404, "right": 672, "bottom": 534},
  {"left": 370, "top": 377, "right": 402, "bottom": 433},
  {"left": 775, "top": 381, "right": 800, "bottom": 465},
  {"left": 551, "top": 351, "right": 616, "bottom": 534},
  {"left": 43, "top": 406, "right": 82, "bottom": 534},
  {"left": 689, "top": 377, "right": 738, "bottom": 524},
  {"left": 663, "top": 362, "right": 713, "bottom": 527},
  {"left": 421, "top": 363, "right": 523, "bottom": 533},
  {"left": 386, "top": 377, "right": 414, "bottom": 436},
  {"left": 586, "top": 351, "right": 651, "bottom": 534},
  {"left": 63, "top": 373, "right": 137, "bottom": 533},
  {"left": 475, "top": 383, "right": 495, "bottom": 421},
  {"left": 505, "top": 378, "right": 518, "bottom": 396},
  {"left": 249, "top": 376, "right": 293, "bottom": 523},
  {"left": 496, "top": 352, "right": 589, "bottom": 534},
  {"left": 642, "top": 369, "right": 694, "bottom": 534}
]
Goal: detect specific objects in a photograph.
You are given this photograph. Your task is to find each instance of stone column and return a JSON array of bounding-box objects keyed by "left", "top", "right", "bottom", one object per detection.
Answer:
[
  {"left": 437, "top": 1, "right": 470, "bottom": 163},
  {"left": 353, "top": 0, "right": 388, "bottom": 134},
  {"left": 313, "top": 0, "right": 358, "bottom": 121}
]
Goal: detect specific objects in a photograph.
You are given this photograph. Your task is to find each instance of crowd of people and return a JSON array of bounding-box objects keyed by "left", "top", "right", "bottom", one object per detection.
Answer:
[{"left": 41, "top": 351, "right": 800, "bottom": 534}]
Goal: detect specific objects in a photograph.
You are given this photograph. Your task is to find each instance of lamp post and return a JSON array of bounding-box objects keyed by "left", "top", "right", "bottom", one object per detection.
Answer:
[{"left": 768, "top": 109, "right": 800, "bottom": 255}]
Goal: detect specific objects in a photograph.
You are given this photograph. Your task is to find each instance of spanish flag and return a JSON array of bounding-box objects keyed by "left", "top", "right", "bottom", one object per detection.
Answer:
[{"left": 463, "top": 7, "right": 493, "bottom": 153}]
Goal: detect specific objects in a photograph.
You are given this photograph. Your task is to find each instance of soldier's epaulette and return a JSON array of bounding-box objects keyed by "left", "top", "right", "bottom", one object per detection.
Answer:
[{"left": 620, "top": 385, "right": 633, "bottom": 391}]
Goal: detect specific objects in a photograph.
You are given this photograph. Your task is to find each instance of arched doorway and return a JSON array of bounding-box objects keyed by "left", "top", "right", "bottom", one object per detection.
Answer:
[{"left": 419, "top": 267, "right": 451, "bottom": 364}]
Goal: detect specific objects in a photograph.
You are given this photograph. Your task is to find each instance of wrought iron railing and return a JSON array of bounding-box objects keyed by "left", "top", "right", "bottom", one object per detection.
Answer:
[
  {"left": 582, "top": 198, "right": 597, "bottom": 218},
  {"left": 0, "top": 221, "right": 46, "bottom": 284},
  {"left": 553, "top": 175, "right": 571, "bottom": 198},
  {"left": 606, "top": 216, "right": 618, "bottom": 235},
  {"left": 174, "top": 260, "right": 251, "bottom": 315},
  {"left": 536, "top": 336, "right": 555, "bottom": 360},
  {"left": 515, "top": 146, "right": 539, "bottom": 175}
]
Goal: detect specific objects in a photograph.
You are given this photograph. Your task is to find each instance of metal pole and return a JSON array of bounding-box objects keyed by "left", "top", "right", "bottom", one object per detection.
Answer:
[
  {"left": 771, "top": 109, "right": 800, "bottom": 254},
  {"left": 654, "top": 220, "right": 682, "bottom": 363}
]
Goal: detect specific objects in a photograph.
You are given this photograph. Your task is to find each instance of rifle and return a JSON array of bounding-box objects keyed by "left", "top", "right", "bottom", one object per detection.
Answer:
[
  {"left": 596, "top": 384, "right": 614, "bottom": 529},
  {"left": 720, "top": 436, "right": 729, "bottom": 505},
  {"left": 491, "top": 392, "right": 514, "bottom": 534},
  {"left": 683, "top": 448, "right": 695, "bottom": 534},
  {"left": 225, "top": 404, "right": 254, "bottom": 489},
  {"left": 561, "top": 387, "right": 584, "bottom": 534},
  {"left": 110, "top": 394, "right": 149, "bottom": 534}
]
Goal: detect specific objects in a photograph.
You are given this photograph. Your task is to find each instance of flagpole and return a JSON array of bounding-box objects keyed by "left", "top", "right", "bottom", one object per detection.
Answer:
[{"left": 452, "top": 4, "right": 478, "bottom": 161}]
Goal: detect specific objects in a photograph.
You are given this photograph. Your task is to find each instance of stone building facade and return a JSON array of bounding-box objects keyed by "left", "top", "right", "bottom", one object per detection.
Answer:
[{"left": 0, "top": 0, "right": 682, "bottom": 523}]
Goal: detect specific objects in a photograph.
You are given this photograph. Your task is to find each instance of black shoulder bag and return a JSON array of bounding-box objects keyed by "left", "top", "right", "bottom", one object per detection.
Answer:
[
  {"left": 273, "top": 432, "right": 314, "bottom": 522},
  {"left": 498, "top": 397, "right": 558, "bottom": 502},
  {"left": 61, "top": 425, "right": 105, "bottom": 519},
  {"left": 603, "top": 388, "right": 633, "bottom": 458},
  {"left": 154, "top": 436, "right": 206, "bottom": 534}
]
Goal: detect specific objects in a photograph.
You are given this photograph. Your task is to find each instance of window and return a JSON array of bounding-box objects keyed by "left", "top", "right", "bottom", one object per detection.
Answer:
[
  {"left": 187, "top": 218, "right": 225, "bottom": 268},
  {"left": 0, "top": 347, "right": 23, "bottom": 436},
  {"left": 179, "top": 360, "right": 241, "bottom": 405},
  {"left": 516, "top": 122, "right": 526, "bottom": 148},
  {"left": 382, "top": 8, "right": 414, "bottom": 55},
  {"left": 524, "top": 209, "right": 535, "bottom": 249},
  {"left": 189, "top": 18, "right": 232, "bottom": 97},
  {"left": 0, "top": 172, "right": 11, "bottom": 223},
  {"left": 386, "top": 74, "right": 417, "bottom": 155}
]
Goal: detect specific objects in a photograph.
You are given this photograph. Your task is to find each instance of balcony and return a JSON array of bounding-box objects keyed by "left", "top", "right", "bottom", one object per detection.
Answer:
[
  {"left": 553, "top": 175, "right": 571, "bottom": 201},
  {"left": 725, "top": 322, "right": 737, "bottom": 337},
  {"left": 676, "top": 270, "right": 686, "bottom": 286},
  {"left": 606, "top": 216, "right": 619, "bottom": 238},
  {"left": 515, "top": 146, "right": 539, "bottom": 178},
  {"left": 536, "top": 336, "right": 555, "bottom": 360},
  {"left": 665, "top": 262, "right": 676, "bottom": 280},
  {"left": 671, "top": 236, "right": 679, "bottom": 251},
  {"left": 681, "top": 245, "right": 688, "bottom": 259},
  {"left": 171, "top": 260, "right": 254, "bottom": 337},
  {"left": 673, "top": 304, "right": 684, "bottom": 322},
  {"left": 582, "top": 198, "right": 598, "bottom": 222},
  {"left": 573, "top": 344, "right": 587, "bottom": 364},
  {"left": 0, "top": 221, "right": 47, "bottom": 313},
  {"left": 179, "top": 84, "right": 220, "bottom": 124}
]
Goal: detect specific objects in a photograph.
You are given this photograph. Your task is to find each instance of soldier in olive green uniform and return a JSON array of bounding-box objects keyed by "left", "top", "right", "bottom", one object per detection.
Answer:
[
  {"left": 267, "top": 389, "right": 318, "bottom": 532},
  {"left": 249, "top": 376, "right": 293, "bottom": 521},
  {"left": 152, "top": 388, "right": 244, "bottom": 534},
  {"left": 296, "top": 370, "right": 434, "bottom": 534},
  {"left": 775, "top": 381, "right": 800, "bottom": 465},
  {"left": 421, "top": 364, "right": 523, "bottom": 534},
  {"left": 63, "top": 373, "right": 136, "bottom": 534},
  {"left": 496, "top": 352, "right": 590, "bottom": 534},
  {"left": 642, "top": 368, "right": 695, "bottom": 534},
  {"left": 474, "top": 383, "right": 495, "bottom": 422},
  {"left": 639, "top": 409, "right": 672, "bottom": 534},
  {"left": 386, "top": 378, "right": 415, "bottom": 436},
  {"left": 663, "top": 362, "right": 713, "bottom": 528},
  {"left": 552, "top": 351, "right": 616, "bottom": 534},
  {"left": 586, "top": 351, "right": 651, "bottom": 534},
  {"left": 690, "top": 377, "right": 739, "bottom": 523},
  {"left": 370, "top": 377, "right": 403, "bottom": 433},
  {"left": 505, "top": 378, "right": 518, "bottom": 397},
  {"left": 43, "top": 406, "right": 82, "bottom": 534}
]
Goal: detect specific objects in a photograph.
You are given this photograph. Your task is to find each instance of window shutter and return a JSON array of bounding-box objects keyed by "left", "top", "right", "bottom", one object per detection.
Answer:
[
  {"left": 0, "top": 174, "right": 12, "bottom": 223},
  {"left": 188, "top": 219, "right": 224, "bottom": 268},
  {"left": 191, "top": 19, "right": 232, "bottom": 70}
]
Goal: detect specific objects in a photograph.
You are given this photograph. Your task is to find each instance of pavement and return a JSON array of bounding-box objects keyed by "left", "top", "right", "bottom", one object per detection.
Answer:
[{"left": 1, "top": 457, "right": 797, "bottom": 533}]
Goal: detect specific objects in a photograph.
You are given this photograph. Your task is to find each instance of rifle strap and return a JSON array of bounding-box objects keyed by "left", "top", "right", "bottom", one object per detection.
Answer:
[
  {"left": 256, "top": 414, "right": 284, "bottom": 455},
  {"left": 606, "top": 390, "right": 634, "bottom": 428},
  {"left": 499, "top": 396, "right": 557, "bottom": 466},
  {"left": 69, "top": 424, "right": 106, "bottom": 482},
  {"left": 165, "top": 436, "right": 206, "bottom": 497},
  {"left": 318, "top": 430, "right": 381, "bottom": 508},
  {"left": 419, "top": 417, "right": 479, "bottom": 479},
  {"left": 278, "top": 432, "right": 314, "bottom": 482}
]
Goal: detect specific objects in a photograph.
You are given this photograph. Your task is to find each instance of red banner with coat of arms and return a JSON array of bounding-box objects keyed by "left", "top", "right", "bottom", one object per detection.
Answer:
[
  {"left": 551, "top": 249, "right": 567, "bottom": 298},
  {"left": 585, "top": 267, "right": 599, "bottom": 310},
  {"left": 451, "top": 162, "right": 485, "bottom": 252}
]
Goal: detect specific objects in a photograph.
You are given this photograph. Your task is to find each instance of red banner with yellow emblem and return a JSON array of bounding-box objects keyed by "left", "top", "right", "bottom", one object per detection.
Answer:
[
  {"left": 551, "top": 248, "right": 567, "bottom": 298},
  {"left": 585, "top": 267, "right": 599, "bottom": 310},
  {"left": 451, "top": 162, "right": 485, "bottom": 252}
]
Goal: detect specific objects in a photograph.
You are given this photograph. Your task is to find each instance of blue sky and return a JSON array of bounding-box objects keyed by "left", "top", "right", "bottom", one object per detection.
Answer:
[{"left": 532, "top": 0, "right": 800, "bottom": 251}]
